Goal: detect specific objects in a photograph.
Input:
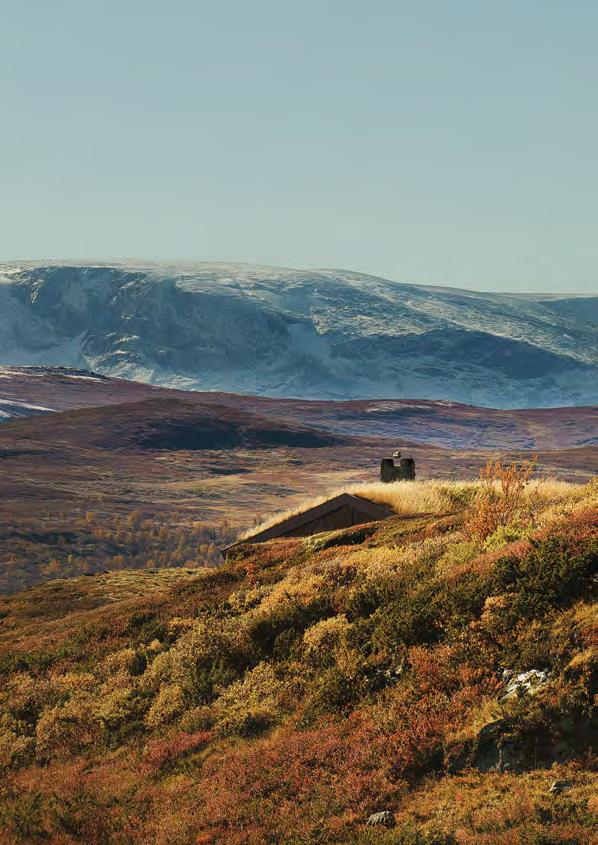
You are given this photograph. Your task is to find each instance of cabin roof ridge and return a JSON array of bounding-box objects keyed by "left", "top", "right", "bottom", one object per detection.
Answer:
[{"left": 222, "top": 490, "right": 397, "bottom": 555}]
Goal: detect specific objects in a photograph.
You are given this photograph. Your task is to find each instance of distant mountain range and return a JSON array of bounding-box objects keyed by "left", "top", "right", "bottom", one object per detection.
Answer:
[{"left": 1, "top": 262, "right": 596, "bottom": 408}]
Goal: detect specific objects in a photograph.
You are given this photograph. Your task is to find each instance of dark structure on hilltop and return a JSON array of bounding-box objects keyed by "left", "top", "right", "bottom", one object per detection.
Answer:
[
  {"left": 380, "top": 451, "right": 416, "bottom": 483},
  {"left": 222, "top": 493, "right": 395, "bottom": 557}
]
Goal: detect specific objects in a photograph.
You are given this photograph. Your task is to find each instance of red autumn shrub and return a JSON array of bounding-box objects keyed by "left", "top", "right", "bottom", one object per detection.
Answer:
[
  {"left": 141, "top": 730, "right": 212, "bottom": 776},
  {"left": 197, "top": 717, "right": 400, "bottom": 843},
  {"left": 407, "top": 643, "right": 497, "bottom": 696}
]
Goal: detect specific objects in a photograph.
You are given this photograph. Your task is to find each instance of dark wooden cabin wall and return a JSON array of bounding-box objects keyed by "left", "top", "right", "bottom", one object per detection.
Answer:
[{"left": 278, "top": 504, "right": 376, "bottom": 538}]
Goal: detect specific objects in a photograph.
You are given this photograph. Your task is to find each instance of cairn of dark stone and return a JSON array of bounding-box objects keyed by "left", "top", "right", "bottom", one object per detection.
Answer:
[{"left": 380, "top": 451, "right": 416, "bottom": 483}]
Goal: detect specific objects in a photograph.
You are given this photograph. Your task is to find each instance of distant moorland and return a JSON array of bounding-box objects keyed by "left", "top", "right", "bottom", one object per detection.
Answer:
[{"left": 0, "top": 366, "right": 595, "bottom": 593}]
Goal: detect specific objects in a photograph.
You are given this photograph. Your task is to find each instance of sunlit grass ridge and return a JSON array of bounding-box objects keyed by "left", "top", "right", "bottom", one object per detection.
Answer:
[{"left": 239, "top": 477, "right": 585, "bottom": 540}]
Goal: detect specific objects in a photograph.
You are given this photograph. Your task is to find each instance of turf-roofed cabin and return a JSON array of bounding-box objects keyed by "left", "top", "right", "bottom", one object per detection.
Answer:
[{"left": 222, "top": 493, "right": 395, "bottom": 557}]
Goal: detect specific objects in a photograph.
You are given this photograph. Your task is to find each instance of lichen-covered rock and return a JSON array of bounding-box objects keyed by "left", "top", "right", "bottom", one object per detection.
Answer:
[
  {"left": 499, "top": 669, "right": 549, "bottom": 703},
  {"left": 366, "top": 810, "right": 396, "bottom": 828},
  {"left": 549, "top": 779, "right": 574, "bottom": 795},
  {"left": 445, "top": 719, "right": 526, "bottom": 773}
]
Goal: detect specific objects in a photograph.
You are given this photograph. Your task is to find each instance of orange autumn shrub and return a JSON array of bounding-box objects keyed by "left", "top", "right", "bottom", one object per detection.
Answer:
[{"left": 467, "top": 455, "right": 537, "bottom": 538}]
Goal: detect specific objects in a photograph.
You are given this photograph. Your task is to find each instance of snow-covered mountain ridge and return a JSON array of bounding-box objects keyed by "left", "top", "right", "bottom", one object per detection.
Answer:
[{"left": 0, "top": 262, "right": 596, "bottom": 407}]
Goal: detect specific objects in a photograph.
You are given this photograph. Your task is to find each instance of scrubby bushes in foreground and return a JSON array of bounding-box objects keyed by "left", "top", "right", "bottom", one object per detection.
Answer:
[{"left": 0, "top": 479, "right": 596, "bottom": 844}]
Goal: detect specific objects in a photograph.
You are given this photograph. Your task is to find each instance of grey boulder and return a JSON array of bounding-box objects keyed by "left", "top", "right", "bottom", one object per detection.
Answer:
[{"left": 366, "top": 810, "right": 396, "bottom": 828}]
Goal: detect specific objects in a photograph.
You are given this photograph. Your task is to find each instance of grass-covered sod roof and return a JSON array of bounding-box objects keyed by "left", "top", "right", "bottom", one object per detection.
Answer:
[{"left": 238, "top": 477, "right": 585, "bottom": 541}]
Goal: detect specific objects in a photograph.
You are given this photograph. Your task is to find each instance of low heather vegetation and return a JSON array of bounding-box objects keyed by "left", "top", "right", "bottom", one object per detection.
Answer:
[{"left": 0, "top": 472, "right": 596, "bottom": 844}]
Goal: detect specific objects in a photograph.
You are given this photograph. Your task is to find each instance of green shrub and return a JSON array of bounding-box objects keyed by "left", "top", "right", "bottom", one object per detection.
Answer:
[
  {"left": 190, "top": 653, "right": 243, "bottom": 704},
  {"left": 302, "top": 665, "right": 369, "bottom": 722},
  {"left": 492, "top": 537, "right": 597, "bottom": 626},
  {"left": 211, "top": 662, "right": 287, "bottom": 737},
  {"left": 128, "top": 611, "right": 167, "bottom": 644},
  {"left": 145, "top": 683, "right": 186, "bottom": 729},
  {"left": 248, "top": 597, "right": 334, "bottom": 658},
  {"left": 484, "top": 521, "right": 528, "bottom": 550}
]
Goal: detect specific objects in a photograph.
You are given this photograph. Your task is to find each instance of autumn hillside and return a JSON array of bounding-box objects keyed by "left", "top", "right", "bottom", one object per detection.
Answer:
[{"left": 0, "top": 475, "right": 596, "bottom": 845}]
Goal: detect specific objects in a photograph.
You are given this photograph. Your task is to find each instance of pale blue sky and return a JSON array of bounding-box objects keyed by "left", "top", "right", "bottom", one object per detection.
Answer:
[{"left": 1, "top": 0, "right": 596, "bottom": 292}]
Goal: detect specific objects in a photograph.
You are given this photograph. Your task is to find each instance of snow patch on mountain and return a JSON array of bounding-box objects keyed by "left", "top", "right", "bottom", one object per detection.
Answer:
[
  {"left": 0, "top": 397, "right": 54, "bottom": 419},
  {"left": 0, "top": 261, "right": 596, "bottom": 408}
]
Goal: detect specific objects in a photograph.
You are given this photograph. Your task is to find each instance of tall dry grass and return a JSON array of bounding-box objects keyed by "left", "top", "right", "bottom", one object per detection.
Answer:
[{"left": 238, "top": 478, "right": 587, "bottom": 541}]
